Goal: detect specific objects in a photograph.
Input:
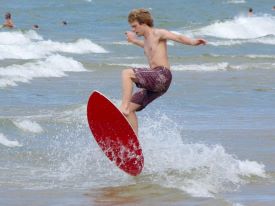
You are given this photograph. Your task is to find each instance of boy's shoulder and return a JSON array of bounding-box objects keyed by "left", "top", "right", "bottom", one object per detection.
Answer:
[{"left": 153, "top": 28, "right": 169, "bottom": 36}]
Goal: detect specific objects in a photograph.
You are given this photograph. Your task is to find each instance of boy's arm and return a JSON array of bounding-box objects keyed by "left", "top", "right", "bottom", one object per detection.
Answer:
[
  {"left": 125, "top": 31, "right": 144, "bottom": 48},
  {"left": 159, "top": 29, "right": 206, "bottom": 46}
]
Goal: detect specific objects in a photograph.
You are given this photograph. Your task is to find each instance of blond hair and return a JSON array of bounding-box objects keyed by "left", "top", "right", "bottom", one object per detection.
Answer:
[{"left": 128, "top": 9, "right": 154, "bottom": 27}]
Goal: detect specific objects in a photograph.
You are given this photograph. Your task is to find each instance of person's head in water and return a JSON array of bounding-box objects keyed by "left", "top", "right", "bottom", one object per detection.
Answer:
[
  {"left": 32, "top": 24, "right": 39, "bottom": 29},
  {"left": 128, "top": 9, "right": 154, "bottom": 36},
  {"left": 272, "top": 6, "right": 275, "bottom": 11},
  {"left": 5, "top": 12, "right": 11, "bottom": 20},
  {"left": 3, "top": 12, "right": 14, "bottom": 28},
  {"left": 62, "top": 20, "right": 67, "bottom": 25},
  {"left": 248, "top": 8, "right": 253, "bottom": 16}
]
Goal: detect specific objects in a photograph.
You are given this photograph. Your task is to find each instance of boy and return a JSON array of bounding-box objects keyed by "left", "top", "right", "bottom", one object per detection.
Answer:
[{"left": 120, "top": 8, "right": 206, "bottom": 134}]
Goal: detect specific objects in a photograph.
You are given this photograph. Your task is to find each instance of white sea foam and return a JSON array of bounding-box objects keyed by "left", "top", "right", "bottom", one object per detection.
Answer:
[
  {"left": 57, "top": 105, "right": 87, "bottom": 122},
  {"left": 226, "top": 0, "right": 246, "bottom": 4},
  {"left": 208, "top": 36, "right": 275, "bottom": 46},
  {"left": 253, "top": 36, "right": 275, "bottom": 45},
  {"left": 0, "top": 30, "right": 108, "bottom": 60},
  {"left": 113, "top": 41, "right": 131, "bottom": 45},
  {"left": 172, "top": 62, "right": 230, "bottom": 71},
  {"left": 51, "top": 109, "right": 266, "bottom": 196},
  {"left": 0, "top": 133, "right": 22, "bottom": 147},
  {"left": 37, "top": 38, "right": 108, "bottom": 54},
  {"left": 24, "top": 30, "right": 44, "bottom": 41},
  {"left": 0, "top": 55, "right": 86, "bottom": 88},
  {"left": 246, "top": 54, "right": 275, "bottom": 59},
  {"left": 196, "top": 15, "right": 275, "bottom": 39},
  {"left": 182, "top": 15, "right": 275, "bottom": 47},
  {"left": 209, "top": 15, "right": 273, "bottom": 38},
  {"left": 139, "top": 114, "right": 266, "bottom": 197},
  {"left": 207, "top": 53, "right": 275, "bottom": 59},
  {"left": 13, "top": 120, "right": 43, "bottom": 133},
  {"left": 109, "top": 62, "right": 275, "bottom": 72},
  {"left": 229, "top": 63, "right": 275, "bottom": 71},
  {"left": 17, "top": 101, "right": 266, "bottom": 195},
  {"left": 113, "top": 40, "right": 174, "bottom": 46},
  {"left": 233, "top": 203, "right": 245, "bottom": 206},
  {"left": 0, "top": 30, "right": 43, "bottom": 45},
  {"left": 108, "top": 63, "right": 147, "bottom": 68}
]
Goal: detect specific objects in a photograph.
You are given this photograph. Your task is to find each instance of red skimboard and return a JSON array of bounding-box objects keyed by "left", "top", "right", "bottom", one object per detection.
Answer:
[{"left": 87, "top": 91, "right": 144, "bottom": 176}]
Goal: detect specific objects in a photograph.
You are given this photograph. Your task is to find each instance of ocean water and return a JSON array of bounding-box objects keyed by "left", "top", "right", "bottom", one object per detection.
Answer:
[{"left": 0, "top": 0, "right": 275, "bottom": 205}]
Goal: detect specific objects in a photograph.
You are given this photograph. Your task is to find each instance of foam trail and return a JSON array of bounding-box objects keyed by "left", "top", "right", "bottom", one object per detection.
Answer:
[
  {"left": 13, "top": 120, "right": 43, "bottom": 133},
  {"left": 0, "top": 55, "right": 86, "bottom": 88},
  {"left": 0, "top": 133, "right": 22, "bottom": 147}
]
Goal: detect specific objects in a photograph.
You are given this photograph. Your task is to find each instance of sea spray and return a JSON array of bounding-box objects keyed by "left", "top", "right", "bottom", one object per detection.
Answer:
[{"left": 138, "top": 113, "right": 266, "bottom": 197}]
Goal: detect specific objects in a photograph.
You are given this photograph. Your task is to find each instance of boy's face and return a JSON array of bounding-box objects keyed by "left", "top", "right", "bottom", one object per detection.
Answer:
[{"left": 130, "top": 21, "right": 145, "bottom": 36}]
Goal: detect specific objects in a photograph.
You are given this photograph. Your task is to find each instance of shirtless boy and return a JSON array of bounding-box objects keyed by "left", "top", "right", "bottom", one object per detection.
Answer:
[{"left": 120, "top": 8, "right": 206, "bottom": 134}]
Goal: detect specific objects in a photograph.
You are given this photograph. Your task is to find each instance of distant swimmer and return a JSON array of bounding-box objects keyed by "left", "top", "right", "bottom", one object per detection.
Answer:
[
  {"left": 62, "top": 20, "right": 67, "bottom": 26},
  {"left": 32, "top": 24, "right": 39, "bottom": 29},
  {"left": 248, "top": 8, "right": 253, "bottom": 16},
  {"left": 119, "top": 8, "right": 206, "bottom": 134},
  {"left": 272, "top": 6, "right": 275, "bottom": 11},
  {"left": 3, "top": 12, "right": 14, "bottom": 28}
]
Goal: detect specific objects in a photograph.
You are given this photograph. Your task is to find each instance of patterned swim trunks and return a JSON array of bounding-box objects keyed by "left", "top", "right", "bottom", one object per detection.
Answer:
[{"left": 131, "top": 66, "right": 172, "bottom": 111}]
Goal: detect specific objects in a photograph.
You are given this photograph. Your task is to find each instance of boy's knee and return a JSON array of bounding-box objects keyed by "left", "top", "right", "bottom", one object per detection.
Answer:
[
  {"left": 128, "top": 102, "right": 141, "bottom": 113},
  {"left": 121, "top": 69, "right": 128, "bottom": 77},
  {"left": 122, "top": 68, "right": 134, "bottom": 78}
]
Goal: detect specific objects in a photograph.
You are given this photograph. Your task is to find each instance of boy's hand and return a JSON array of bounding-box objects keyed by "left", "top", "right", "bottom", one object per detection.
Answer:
[
  {"left": 125, "top": 31, "right": 137, "bottom": 43},
  {"left": 193, "top": 39, "right": 207, "bottom": 46}
]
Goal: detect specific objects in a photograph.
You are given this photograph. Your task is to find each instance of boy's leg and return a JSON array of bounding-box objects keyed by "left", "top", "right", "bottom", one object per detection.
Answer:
[
  {"left": 120, "top": 68, "right": 137, "bottom": 115},
  {"left": 127, "top": 102, "right": 141, "bottom": 135},
  {"left": 119, "top": 68, "right": 141, "bottom": 134}
]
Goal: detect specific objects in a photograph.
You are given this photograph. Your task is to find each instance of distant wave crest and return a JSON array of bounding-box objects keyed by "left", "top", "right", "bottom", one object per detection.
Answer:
[
  {"left": 0, "top": 55, "right": 87, "bottom": 88},
  {"left": 0, "top": 133, "right": 22, "bottom": 147},
  {"left": 181, "top": 14, "right": 275, "bottom": 46},
  {"left": 0, "top": 30, "right": 108, "bottom": 60}
]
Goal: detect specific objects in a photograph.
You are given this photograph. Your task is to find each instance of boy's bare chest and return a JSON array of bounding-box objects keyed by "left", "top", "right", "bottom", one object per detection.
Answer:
[{"left": 144, "top": 37, "right": 159, "bottom": 56}]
